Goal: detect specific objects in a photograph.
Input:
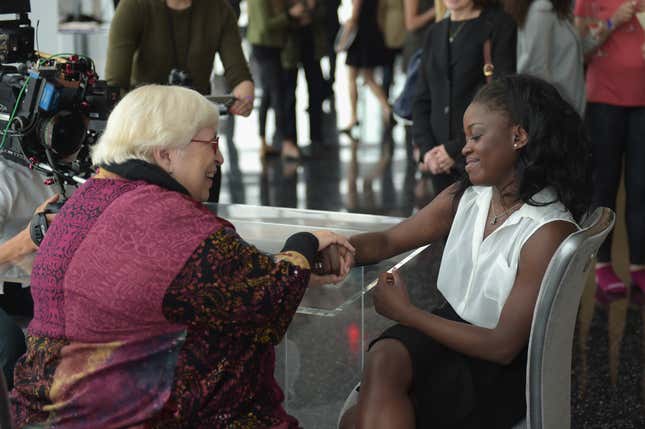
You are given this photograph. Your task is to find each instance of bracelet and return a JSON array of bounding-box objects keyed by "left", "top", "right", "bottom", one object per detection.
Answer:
[{"left": 606, "top": 18, "right": 614, "bottom": 30}]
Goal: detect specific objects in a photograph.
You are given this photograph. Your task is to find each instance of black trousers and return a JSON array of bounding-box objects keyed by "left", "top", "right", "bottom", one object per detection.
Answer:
[
  {"left": 284, "top": 26, "right": 324, "bottom": 144},
  {"left": 587, "top": 102, "right": 645, "bottom": 264},
  {"left": 253, "top": 45, "right": 287, "bottom": 142},
  {"left": 325, "top": 2, "right": 341, "bottom": 86}
]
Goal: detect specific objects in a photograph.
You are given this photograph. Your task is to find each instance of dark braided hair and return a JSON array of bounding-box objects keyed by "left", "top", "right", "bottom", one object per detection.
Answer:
[{"left": 454, "top": 74, "right": 592, "bottom": 222}]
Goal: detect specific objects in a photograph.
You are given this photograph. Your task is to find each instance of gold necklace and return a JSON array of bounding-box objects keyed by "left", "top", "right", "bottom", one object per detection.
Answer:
[
  {"left": 449, "top": 21, "right": 467, "bottom": 43},
  {"left": 490, "top": 201, "right": 522, "bottom": 225}
]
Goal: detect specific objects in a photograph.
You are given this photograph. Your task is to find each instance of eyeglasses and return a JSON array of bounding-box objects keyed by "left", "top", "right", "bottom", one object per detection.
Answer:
[{"left": 191, "top": 136, "right": 220, "bottom": 154}]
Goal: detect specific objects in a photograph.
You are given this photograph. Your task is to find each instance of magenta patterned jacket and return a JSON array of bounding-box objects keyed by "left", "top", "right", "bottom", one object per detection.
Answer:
[{"left": 10, "top": 176, "right": 311, "bottom": 428}]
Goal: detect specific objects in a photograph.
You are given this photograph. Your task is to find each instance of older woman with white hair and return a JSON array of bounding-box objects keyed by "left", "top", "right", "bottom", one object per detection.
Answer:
[{"left": 10, "top": 85, "right": 354, "bottom": 429}]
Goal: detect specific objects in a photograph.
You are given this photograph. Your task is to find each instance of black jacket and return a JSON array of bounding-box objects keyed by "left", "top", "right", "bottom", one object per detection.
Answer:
[{"left": 411, "top": 6, "right": 517, "bottom": 164}]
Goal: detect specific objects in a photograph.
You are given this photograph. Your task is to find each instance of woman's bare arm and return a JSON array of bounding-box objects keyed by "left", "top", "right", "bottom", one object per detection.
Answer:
[
  {"left": 350, "top": 183, "right": 458, "bottom": 265},
  {"left": 403, "top": 0, "right": 435, "bottom": 31}
]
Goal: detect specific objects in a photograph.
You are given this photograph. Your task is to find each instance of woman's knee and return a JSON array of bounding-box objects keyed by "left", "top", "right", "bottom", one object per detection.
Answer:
[{"left": 363, "top": 339, "right": 413, "bottom": 387}]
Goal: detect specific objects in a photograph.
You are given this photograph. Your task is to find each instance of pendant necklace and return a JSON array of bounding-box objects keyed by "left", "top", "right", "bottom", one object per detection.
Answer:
[
  {"left": 449, "top": 21, "right": 467, "bottom": 43},
  {"left": 490, "top": 201, "right": 522, "bottom": 225}
]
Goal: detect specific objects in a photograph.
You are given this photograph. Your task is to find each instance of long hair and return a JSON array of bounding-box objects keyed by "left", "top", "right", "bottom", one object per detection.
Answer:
[
  {"left": 454, "top": 74, "right": 592, "bottom": 222},
  {"left": 504, "top": 0, "right": 572, "bottom": 27}
]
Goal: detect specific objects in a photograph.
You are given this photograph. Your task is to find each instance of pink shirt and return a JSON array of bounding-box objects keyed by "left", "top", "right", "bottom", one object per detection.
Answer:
[{"left": 574, "top": 0, "right": 645, "bottom": 106}]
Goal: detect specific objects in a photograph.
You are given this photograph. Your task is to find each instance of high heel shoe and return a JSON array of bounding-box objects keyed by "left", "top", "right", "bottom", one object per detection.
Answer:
[
  {"left": 339, "top": 121, "right": 360, "bottom": 135},
  {"left": 281, "top": 142, "right": 301, "bottom": 162}
]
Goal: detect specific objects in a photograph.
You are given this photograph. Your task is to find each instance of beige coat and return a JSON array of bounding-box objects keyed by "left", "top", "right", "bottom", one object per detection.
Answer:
[{"left": 378, "top": 0, "right": 405, "bottom": 48}]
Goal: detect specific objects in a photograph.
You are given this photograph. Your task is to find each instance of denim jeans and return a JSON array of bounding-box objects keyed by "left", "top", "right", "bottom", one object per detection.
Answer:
[{"left": 586, "top": 103, "right": 645, "bottom": 264}]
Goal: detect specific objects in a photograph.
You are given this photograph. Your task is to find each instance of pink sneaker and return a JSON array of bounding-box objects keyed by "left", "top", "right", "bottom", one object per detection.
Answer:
[{"left": 595, "top": 265, "right": 627, "bottom": 295}]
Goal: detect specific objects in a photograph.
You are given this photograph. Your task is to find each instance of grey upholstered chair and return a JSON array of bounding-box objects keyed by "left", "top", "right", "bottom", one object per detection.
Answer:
[{"left": 338, "top": 207, "right": 615, "bottom": 429}]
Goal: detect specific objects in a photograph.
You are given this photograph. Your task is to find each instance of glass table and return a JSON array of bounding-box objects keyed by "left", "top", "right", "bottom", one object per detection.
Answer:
[{"left": 206, "top": 204, "right": 439, "bottom": 427}]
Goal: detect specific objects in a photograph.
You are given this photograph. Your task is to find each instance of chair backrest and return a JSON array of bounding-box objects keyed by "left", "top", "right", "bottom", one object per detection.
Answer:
[
  {"left": 0, "top": 371, "right": 12, "bottom": 429},
  {"left": 525, "top": 207, "right": 615, "bottom": 429}
]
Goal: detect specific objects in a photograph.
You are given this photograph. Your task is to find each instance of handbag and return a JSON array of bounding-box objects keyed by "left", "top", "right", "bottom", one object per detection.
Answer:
[
  {"left": 334, "top": 23, "right": 358, "bottom": 53},
  {"left": 392, "top": 48, "right": 423, "bottom": 123}
]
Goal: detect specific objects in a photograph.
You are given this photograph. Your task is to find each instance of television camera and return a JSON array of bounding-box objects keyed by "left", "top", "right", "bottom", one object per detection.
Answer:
[{"left": 1, "top": 0, "right": 119, "bottom": 201}]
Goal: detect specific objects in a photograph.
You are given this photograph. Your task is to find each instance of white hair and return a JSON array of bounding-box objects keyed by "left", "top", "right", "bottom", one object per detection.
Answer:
[{"left": 91, "top": 85, "right": 219, "bottom": 165}]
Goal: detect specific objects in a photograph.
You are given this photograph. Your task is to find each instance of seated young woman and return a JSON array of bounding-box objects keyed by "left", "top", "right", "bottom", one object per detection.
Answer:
[
  {"left": 10, "top": 85, "right": 354, "bottom": 429},
  {"left": 340, "top": 74, "right": 592, "bottom": 429}
]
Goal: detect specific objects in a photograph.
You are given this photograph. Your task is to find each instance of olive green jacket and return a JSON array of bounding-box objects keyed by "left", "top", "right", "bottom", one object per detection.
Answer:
[
  {"left": 105, "top": 0, "right": 251, "bottom": 94},
  {"left": 246, "top": 0, "right": 291, "bottom": 48}
]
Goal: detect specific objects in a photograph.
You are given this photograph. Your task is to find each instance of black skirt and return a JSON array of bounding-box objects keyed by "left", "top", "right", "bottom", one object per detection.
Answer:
[
  {"left": 345, "top": 0, "right": 391, "bottom": 68},
  {"left": 369, "top": 304, "right": 527, "bottom": 428}
]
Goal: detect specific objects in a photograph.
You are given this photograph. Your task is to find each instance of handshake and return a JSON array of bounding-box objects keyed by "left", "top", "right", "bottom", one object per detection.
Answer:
[{"left": 308, "top": 231, "right": 356, "bottom": 287}]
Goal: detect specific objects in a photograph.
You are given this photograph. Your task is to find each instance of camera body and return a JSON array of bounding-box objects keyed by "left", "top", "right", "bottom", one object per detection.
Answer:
[
  {"left": 1, "top": 2, "right": 119, "bottom": 190},
  {"left": 168, "top": 68, "right": 193, "bottom": 88},
  {"left": 0, "top": 0, "right": 33, "bottom": 64}
]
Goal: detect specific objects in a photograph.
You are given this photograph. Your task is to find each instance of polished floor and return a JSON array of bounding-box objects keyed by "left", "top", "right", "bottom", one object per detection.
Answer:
[{"left": 214, "top": 63, "right": 643, "bottom": 427}]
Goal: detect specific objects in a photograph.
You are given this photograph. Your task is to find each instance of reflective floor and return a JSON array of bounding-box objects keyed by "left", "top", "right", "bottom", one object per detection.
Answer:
[{"left": 214, "top": 66, "right": 642, "bottom": 427}]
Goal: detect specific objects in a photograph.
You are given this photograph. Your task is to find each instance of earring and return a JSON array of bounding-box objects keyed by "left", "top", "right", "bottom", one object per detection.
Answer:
[{"left": 513, "top": 143, "right": 518, "bottom": 149}]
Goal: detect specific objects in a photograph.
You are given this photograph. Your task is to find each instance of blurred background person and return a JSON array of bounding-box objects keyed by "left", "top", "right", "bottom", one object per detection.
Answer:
[
  {"left": 573, "top": 0, "right": 645, "bottom": 295},
  {"left": 10, "top": 85, "right": 353, "bottom": 429},
  {"left": 395, "top": 0, "right": 435, "bottom": 161},
  {"left": 324, "top": 0, "right": 343, "bottom": 101},
  {"left": 379, "top": 0, "right": 406, "bottom": 100},
  {"left": 506, "top": 0, "right": 586, "bottom": 116},
  {"left": 412, "top": 0, "right": 516, "bottom": 197},
  {"left": 106, "top": 0, "right": 253, "bottom": 105},
  {"left": 282, "top": 0, "right": 328, "bottom": 159},
  {"left": 340, "top": 0, "right": 394, "bottom": 134},
  {"left": 106, "top": 0, "right": 254, "bottom": 201},
  {"left": 402, "top": 0, "right": 436, "bottom": 69},
  {"left": 247, "top": 0, "right": 308, "bottom": 159}
]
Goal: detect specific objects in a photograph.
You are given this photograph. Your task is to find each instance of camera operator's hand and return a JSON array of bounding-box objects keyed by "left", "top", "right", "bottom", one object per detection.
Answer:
[
  {"left": 288, "top": 2, "right": 307, "bottom": 19},
  {"left": 229, "top": 80, "right": 254, "bottom": 117},
  {"left": 0, "top": 194, "right": 59, "bottom": 266},
  {"left": 33, "top": 194, "right": 60, "bottom": 229}
]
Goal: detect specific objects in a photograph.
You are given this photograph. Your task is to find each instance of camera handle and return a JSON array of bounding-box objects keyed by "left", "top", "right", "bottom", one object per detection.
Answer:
[{"left": 29, "top": 201, "right": 62, "bottom": 247}]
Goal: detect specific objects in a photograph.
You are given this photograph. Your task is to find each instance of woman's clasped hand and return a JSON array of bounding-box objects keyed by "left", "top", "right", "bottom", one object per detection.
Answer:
[{"left": 309, "top": 230, "right": 356, "bottom": 286}]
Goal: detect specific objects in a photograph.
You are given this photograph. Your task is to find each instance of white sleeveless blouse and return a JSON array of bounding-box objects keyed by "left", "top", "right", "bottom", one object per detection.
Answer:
[{"left": 437, "top": 186, "right": 576, "bottom": 329}]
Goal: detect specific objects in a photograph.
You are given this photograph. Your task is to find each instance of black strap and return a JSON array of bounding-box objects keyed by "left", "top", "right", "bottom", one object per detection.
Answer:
[{"left": 165, "top": 4, "right": 193, "bottom": 70}]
